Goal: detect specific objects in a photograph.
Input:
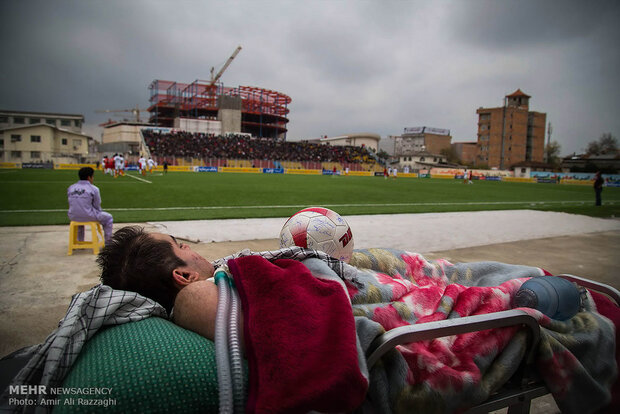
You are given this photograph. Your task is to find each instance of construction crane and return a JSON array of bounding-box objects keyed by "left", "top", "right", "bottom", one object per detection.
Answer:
[
  {"left": 209, "top": 45, "right": 242, "bottom": 86},
  {"left": 95, "top": 105, "right": 148, "bottom": 122}
]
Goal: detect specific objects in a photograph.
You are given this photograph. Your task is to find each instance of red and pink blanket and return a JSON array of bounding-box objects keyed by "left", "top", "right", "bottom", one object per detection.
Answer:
[{"left": 228, "top": 248, "right": 617, "bottom": 414}]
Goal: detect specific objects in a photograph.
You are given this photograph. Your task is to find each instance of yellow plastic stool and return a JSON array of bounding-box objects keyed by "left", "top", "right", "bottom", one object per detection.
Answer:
[{"left": 68, "top": 221, "right": 105, "bottom": 255}]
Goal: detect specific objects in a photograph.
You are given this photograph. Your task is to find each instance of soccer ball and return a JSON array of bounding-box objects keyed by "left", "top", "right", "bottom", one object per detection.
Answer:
[{"left": 279, "top": 207, "right": 354, "bottom": 262}]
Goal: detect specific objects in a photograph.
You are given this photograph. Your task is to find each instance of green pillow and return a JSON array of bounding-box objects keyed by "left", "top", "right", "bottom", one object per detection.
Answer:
[{"left": 54, "top": 317, "right": 245, "bottom": 413}]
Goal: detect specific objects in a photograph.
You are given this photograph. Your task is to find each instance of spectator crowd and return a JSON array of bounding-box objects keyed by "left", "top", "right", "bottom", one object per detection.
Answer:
[{"left": 143, "top": 130, "right": 374, "bottom": 165}]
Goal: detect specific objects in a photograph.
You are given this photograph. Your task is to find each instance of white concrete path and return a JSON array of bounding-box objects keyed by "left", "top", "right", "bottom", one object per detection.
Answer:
[{"left": 150, "top": 209, "right": 620, "bottom": 253}]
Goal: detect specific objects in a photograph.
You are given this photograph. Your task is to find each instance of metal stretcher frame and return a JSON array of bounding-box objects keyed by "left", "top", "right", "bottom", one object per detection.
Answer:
[{"left": 363, "top": 274, "right": 620, "bottom": 414}]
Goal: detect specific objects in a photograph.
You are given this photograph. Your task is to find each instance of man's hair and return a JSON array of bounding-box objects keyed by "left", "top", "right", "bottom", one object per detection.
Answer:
[
  {"left": 97, "top": 226, "right": 186, "bottom": 313},
  {"left": 78, "top": 167, "right": 94, "bottom": 180}
]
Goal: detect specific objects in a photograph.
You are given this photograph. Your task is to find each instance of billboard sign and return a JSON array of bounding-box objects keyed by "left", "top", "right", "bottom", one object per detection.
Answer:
[
  {"left": 22, "top": 162, "right": 53, "bottom": 169},
  {"left": 404, "top": 127, "right": 424, "bottom": 134},
  {"left": 424, "top": 127, "right": 451, "bottom": 136},
  {"left": 194, "top": 166, "right": 218, "bottom": 172}
]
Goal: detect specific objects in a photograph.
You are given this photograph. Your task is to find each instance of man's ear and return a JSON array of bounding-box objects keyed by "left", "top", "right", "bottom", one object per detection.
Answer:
[{"left": 172, "top": 268, "right": 201, "bottom": 288}]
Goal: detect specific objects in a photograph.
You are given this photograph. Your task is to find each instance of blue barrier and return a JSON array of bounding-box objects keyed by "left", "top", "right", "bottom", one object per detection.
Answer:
[
  {"left": 262, "top": 168, "right": 284, "bottom": 174},
  {"left": 22, "top": 162, "right": 53, "bottom": 169},
  {"left": 195, "top": 166, "right": 218, "bottom": 172},
  {"left": 536, "top": 178, "right": 559, "bottom": 184}
]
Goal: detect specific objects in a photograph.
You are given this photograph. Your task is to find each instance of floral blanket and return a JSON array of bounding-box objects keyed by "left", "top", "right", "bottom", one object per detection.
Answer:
[{"left": 341, "top": 248, "right": 617, "bottom": 414}]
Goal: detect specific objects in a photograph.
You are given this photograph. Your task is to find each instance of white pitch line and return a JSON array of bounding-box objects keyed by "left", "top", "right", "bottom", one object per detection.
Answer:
[
  {"left": 0, "top": 199, "right": 612, "bottom": 214},
  {"left": 125, "top": 174, "right": 152, "bottom": 184}
]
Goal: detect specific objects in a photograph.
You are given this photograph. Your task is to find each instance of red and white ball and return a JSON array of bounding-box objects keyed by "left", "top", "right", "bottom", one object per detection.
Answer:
[{"left": 279, "top": 207, "right": 354, "bottom": 262}]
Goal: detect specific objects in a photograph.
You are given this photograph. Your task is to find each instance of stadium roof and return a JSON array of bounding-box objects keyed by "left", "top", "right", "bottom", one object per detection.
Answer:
[
  {"left": 0, "top": 123, "right": 92, "bottom": 138},
  {"left": 0, "top": 109, "right": 84, "bottom": 119}
]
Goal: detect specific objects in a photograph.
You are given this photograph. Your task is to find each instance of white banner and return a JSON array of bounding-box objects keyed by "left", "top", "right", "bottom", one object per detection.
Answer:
[
  {"left": 423, "top": 127, "right": 450, "bottom": 136},
  {"left": 404, "top": 127, "right": 424, "bottom": 134}
]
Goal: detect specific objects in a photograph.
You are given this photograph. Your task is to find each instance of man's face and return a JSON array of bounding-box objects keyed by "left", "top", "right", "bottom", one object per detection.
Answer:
[{"left": 150, "top": 233, "right": 215, "bottom": 280}]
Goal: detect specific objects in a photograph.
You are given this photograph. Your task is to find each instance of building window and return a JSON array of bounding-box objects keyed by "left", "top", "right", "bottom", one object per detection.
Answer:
[
  {"left": 11, "top": 151, "right": 22, "bottom": 158},
  {"left": 30, "top": 135, "right": 41, "bottom": 143},
  {"left": 61, "top": 138, "right": 67, "bottom": 145},
  {"left": 11, "top": 134, "right": 21, "bottom": 142},
  {"left": 74, "top": 120, "right": 81, "bottom": 127},
  {"left": 480, "top": 113, "right": 491, "bottom": 121},
  {"left": 0, "top": 139, "right": 3, "bottom": 147},
  {"left": 29, "top": 118, "right": 41, "bottom": 124},
  {"left": 60, "top": 119, "right": 71, "bottom": 126},
  {"left": 0, "top": 116, "right": 8, "bottom": 123},
  {"left": 46, "top": 119, "right": 55, "bottom": 125},
  {"left": 13, "top": 117, "right": 25, "bottom": 124},
  {"left": 31, "top": 151, "right": 41, "bottom": 158},
  {"left": 480, "top": 125, "right": 488, "bottom": 131}
]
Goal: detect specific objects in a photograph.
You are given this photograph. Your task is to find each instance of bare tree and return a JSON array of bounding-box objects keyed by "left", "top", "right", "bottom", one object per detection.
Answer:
[
  {"left": 599, "top": 133, "right": 618, "bottom": 154},
  {"left": 440, "top": 147, "right": 461, "bottom": 164},
  {"left": 545, "top": 141, "right": 562, "bottom": 166},
  {"left": 586, "top": 133, "right": 618, "bottom": 155}
]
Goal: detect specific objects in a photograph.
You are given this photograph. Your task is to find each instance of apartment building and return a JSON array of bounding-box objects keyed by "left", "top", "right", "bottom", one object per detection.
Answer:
[
  {"left": 389, "top": 126, "right": 452, "bottom": 155},
  {"left": 0, "top": 110, "right": 93, "bottom": 163},
  {"left": 475, "top": 90, "right": 546, "bottom": 169}
]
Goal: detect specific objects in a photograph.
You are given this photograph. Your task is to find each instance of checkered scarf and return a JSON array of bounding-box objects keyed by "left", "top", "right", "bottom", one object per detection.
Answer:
[
  {"left": 212, "top": 246, "right": 367, "bottom": 289},
  {"left": 0, "top": 286, "right": 166, "bottom": 413},
  {"left": 213, "top": 246, "right": 344, "bottom": 272},
  {"left": 1, "top": 247, "right": 348, "bottom": 413}
]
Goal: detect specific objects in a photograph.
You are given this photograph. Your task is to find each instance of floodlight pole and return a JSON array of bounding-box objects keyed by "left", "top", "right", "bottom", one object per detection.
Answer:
[{"left": 545, "top": 122, "right": 552, "bottom": 163}]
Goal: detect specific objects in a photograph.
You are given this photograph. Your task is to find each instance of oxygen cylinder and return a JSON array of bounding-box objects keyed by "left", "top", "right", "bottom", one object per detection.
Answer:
[{"left": 513, "top": 276, "right": 582, "bottom": 321}]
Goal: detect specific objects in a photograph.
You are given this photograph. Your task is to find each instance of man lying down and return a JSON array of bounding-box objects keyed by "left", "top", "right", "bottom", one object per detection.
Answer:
[{"left": 2, "top": 226, "right": 617, "bottom": 414}]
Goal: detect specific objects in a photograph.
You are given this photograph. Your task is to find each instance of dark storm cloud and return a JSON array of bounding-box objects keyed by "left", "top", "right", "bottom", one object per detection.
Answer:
[
  {"left": 448, "top": 0, "right": 620, "bottom": 50},
  {"left": 0, "top": 0, "right": 618, "bottom": 154},
  {"left": 0, "top": 1, "right": 153, "bottom": 117},
  {"left": 283, "top": 8, "right": 384, "bottom": 85}
]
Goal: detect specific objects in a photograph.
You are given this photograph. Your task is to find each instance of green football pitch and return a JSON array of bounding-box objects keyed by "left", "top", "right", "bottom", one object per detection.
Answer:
[{"left": 0, "top": 169, "right": 618, "bottom": 226}]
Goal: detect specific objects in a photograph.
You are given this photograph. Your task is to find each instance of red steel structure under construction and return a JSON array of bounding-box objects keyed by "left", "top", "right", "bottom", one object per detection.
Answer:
[{"left": 148, "top": 79, "right": 292, "bottom": 139}]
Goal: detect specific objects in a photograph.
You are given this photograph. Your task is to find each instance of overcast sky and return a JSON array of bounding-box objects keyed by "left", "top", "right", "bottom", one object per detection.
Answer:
[{"left": 1, "top": 0, "right": 619, "bottom": 156}]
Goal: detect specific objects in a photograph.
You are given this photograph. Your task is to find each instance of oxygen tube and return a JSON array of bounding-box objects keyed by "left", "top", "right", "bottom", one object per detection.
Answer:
[
  {"left": 228, "top": 277, "right": 245, "bottom": 413},
  {"left": 213, "top": 265, "right": 245, "bottom": 414}
]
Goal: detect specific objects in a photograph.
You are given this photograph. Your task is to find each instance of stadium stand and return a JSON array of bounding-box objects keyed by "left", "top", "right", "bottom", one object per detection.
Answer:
[{"left": 142, "top": 130, "right": 380, "bottom": 171}]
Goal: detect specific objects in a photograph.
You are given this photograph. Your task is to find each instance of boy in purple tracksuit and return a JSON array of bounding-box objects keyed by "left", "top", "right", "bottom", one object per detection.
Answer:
[{"left": 67, "top": 167, "right": 113, "bottom": 243}]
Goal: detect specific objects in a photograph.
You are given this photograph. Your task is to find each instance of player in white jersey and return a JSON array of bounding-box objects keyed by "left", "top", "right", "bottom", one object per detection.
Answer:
[
  {"left": 147, "top": 157, "right": 156, "bottom": 173},
  {"left": 113, "top": 154, "right": 120, "bottom": 178},
  {"left": 118, "top": 154, "right": 125, "bottom": 176},
  {"left": 114, "top": 154, "right": 125, "bottom": 178},
  {"left": 138, "top": 155, "right": 147, "bottom": 176}
]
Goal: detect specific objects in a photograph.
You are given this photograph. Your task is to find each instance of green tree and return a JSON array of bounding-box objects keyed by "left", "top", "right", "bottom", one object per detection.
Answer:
[
  {"left": 586, "top": 133, "right": 618, "bottom": 155},
  {"left": 376, "top": 149, "right": 390, "bottom": 163}
]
